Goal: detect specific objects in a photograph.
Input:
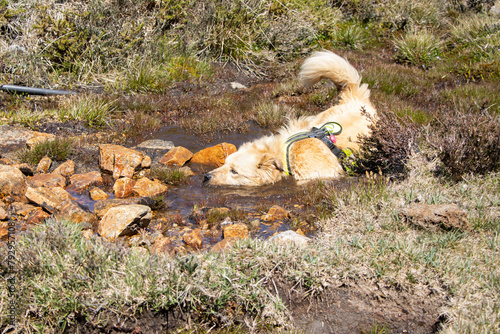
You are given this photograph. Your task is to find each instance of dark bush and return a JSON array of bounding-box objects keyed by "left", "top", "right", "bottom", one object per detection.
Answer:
[
  {"left": 352, "top": 110, "right": 418, "bottom": 179},
  {"left": 432, "top": 110, "right": 500, "bottom": 180}
]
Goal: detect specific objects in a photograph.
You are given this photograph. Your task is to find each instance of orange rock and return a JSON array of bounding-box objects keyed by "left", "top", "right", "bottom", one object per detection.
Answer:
[
  {"left": 36, "top": 156, "right": 52, "bottom": 173},
  {"left": 0, "top": 164, "right": 27, "bottom": 201},
  {"left": 54, "top": 199, "right": 97, "bottom": 227},
  {"left": 25, "top": 187, "right": 63, "bottom": 213},
  {"left": 99, "top": 144, "right": 149, "bottom": 179},
  {"left": 67, "top": 171, "right": 103, "bottom": 193},
  {"left": 97, "top": 204, "right": 151, "bottom": 239},
  {"left": 151, "top": 235, "right": 172, "bottom": 254},
  {"left": 133, "top": 178, "right": 168, "bottom": 197},
  {"left": 29, "top": 173, "right": 66, "bottom": 188},
  {"left": 0, "top": 206, "right": 6, "bottom": 220},
  {"left": 223, "top": 223, "right": 249, "bottom": 239},
  {"left": 183, "top": 229, "right": 203, "bottom": 249},
  {"left": 211, "top": 237, "right": 239, "bottom": 252},
  {"left": 26, "top": 208, "right": 51, "bottom": 225},
  {"left": 90, "top": 187, "right": 109, "bottom": 201},
  {"left": 0, "top": 221, "right": 10, "bottom": 241},
  {"left": 113, "top": 177, "right": 136, "bottom": 198},
  {"left": 191, "top": 143, "right": 237, "bottom": 167},
  {"left": 159, "top": 147, "right": 193, "bottom": 166},
  {"left": 52, "top": 160, "right": 75, "bottom": 177},
  {"left": 261, "top": 205, "right": 291, "bottom": 221}
]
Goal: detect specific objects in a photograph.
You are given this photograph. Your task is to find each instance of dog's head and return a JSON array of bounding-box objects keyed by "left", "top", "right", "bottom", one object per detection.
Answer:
[{"left": 203, "top": 137, "right": 284, "bottom": 186}]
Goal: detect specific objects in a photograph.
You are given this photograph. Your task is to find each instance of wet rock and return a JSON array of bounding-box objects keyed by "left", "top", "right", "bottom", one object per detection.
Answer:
[
  {"left": 159, "top": 146, "right": 193, "bottom": 166},
  {"left": 190, "top": 143, "right": 237, "bottom": 167},
  {"left": 28, "top": 173, "right": 66, "bottom": 188},
  {"left": 26, "top": 208, "right": 51, "bottom": 225},
  {"left": 399, "top": 203, "right": 470, "bottom": 231},
  {"left": 261, "top": 205, "right": 291, "bottom": 221},
  {"left": 52, "top": 160, "right": 75, "bottom": 177},
  {"left": 223, "top": 223, "right": 249, "bottom": 239},
  {"left": 99, "top": 144, "right": 149, "bottom": 179},
  {"left": 25, "top": 186, "right": 63, "bottom": 213},
  {"left": 94, "top": 197, "right": 155, "bottom": 218},
  {"left": 36, "top": 156, "right": 52, "bottom": 174},
  {"left": 54, "top": 199, "right": 97, "bottom": 227},
  {"left": 0, "top": 206, "right": 7, "bottom": 220},
  {"left": 179, "top": 166, "right": 195, "bottom": 176},
  {"left": 268, "top": 230, "right": 311, "bottom": 246},
  {"left": 89, "top": 187, "right": 109, "bottom": 201},
  {"left": 133, "top": 178, "right": 168, "bottom": 197},
  {"left": 211, "top": 237, "right": 239, "bottom": 252},
  {"left": 183, "top": 229, "right": 203, "bottom": 249},
  {"left": 0, "top": 164, "right": 27, "bottom": 201},
  {"left": 67, "top": 171, "right": 103, "bottom": 193},
  {"left": 98, "top": 204, "right": 152, "bottom": 239},
  {"left": 50, "top": 187, "right": 75, "bottom": 202},
  {"left": 135, "top": 139, "right": 175, "bottom": 151},
  {"left": 0, "top": 125, "right": 55, "bottom": 150},
  {"left": 113, "top": 177, "right": 136, "bottom": 198}
]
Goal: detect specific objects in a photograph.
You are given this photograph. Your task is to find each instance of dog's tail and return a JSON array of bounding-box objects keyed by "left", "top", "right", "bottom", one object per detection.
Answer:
[{"left": 299, "top": 51, "right": 370, "bottom": 103}]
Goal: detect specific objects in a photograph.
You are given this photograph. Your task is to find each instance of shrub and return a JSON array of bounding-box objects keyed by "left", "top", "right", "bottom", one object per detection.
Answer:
[
  {"left": 430, "top": 110, "right": 500, "bottom": 179},
  {"left": 353, "top": 110, "right": 418, "bottom": 179}
]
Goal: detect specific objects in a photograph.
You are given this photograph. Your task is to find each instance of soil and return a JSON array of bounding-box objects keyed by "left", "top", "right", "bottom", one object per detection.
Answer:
[{"left": 64, "top": 276, "right": 446, "bottom": 333}]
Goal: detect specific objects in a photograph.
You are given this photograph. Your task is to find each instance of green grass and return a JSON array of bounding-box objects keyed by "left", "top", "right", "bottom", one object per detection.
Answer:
[
  {"left": 393, "top": 29, "right": 442, "bottom": 68},
  {"left": 17, "top": 137, "right": 74, "bottom": 165},
  {"left": 58, "top": 95, "right": 115, "bottom": 128}
]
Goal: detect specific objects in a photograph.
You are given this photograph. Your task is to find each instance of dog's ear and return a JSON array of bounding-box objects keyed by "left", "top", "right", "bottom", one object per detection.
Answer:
[{"left": 258, "top": 154, "right": 284, "bottom": 172}]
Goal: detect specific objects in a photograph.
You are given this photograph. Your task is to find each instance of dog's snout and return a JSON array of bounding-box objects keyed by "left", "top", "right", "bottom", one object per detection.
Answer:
[{"left": 203, "top": 173, "right": 212, "bottom": 183}]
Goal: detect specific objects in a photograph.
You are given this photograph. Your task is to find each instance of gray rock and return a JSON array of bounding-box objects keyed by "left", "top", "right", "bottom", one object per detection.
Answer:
[
  {"left": 268, "top": 230, "right": 311, "bottom": 246},
  {"left": 135, "top": 139, "right": 175, "bottom": 151},
  {"left": 98, "top": 204, "right": 152, "bottom": 239}
]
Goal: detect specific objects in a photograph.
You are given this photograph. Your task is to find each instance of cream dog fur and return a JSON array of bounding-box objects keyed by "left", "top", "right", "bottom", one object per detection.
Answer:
[{"left": 203, "top": 51, "right": 377, "bottom": 186}]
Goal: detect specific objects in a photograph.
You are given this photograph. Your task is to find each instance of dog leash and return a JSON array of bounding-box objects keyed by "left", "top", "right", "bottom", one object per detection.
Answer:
[{"left": 283, "top": 122, "right": 353, "bottom": 176}]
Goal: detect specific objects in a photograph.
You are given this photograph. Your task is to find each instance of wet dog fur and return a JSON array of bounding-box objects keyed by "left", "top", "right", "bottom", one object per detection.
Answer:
[{"left": 203, "top": 51, "right": 377, "bottom": 186}]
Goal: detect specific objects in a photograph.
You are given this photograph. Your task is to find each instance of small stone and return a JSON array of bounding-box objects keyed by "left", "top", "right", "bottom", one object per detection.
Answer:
[
  {"left": 0, "top": 206, "right": 7, "bottom": 220},
  {"left": 36, "top": 156, "right": 52, "bottom": 173},
  {"left": 135, "top": 139, "right": 175, "bottom": 151},
  {"left": 94, "top": 197, "right": 155, "bottom": 218},
  {"left": 29, "top": 173, "right": 66, "bottom": 188},
  {"left": 90, "top": 187, "right": 109, "bottom": 201},
  {"left": 0, "top": 221, "right": 9, "bottom": 241},
  {"left": 261, "top": 205, "right": 291, "bottom": 221},
  {"left": 98, "top": 204, "right": 152, "bottom": 239},
  {"left": 190, "top": 143, "right": 237, "bottom": 167},
  {"left": 133, "top": 178, "right": 168, "bottom": 197},
  {"left": 268, "top": 230, "right": 311, "bottom": 246},
  {"left": 159, "top": 146, "right": 193, "bottom": 166},
  {"left": 223, "top": 223, "right": 249, "bottom": 239},
  {"left": 183, "top": 229, "right": 203, "bottom": 249},
  {"left": 151, "top": 235, "right": 172, "bottom": 254},
  {"left": 67, "top": 171, "right": 103, "bottom": 193},
  {"left": 141, "top": 155, "right": 152, "bottom": 168},
  {"left": 211, "top": 237, "right": 239, "bottom": 252},
  {"left": 0, "top": 164, "right": 27, "bottom": 201},
  {"left": 81, "top": 229, "right": 94, "bottom": 240},
  {"left": 52, "top": 160, "right": 75, "bottom": 177},
  {"left": 113, "top": 177, "right": 136, "bottom": 198}
]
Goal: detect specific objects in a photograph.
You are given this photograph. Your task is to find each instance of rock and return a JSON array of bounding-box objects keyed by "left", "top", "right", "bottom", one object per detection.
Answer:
[
  {"left": 179, "top": 166, "right": 195, "bottom": 176},
  {"left": 81, "top": 229, "right": 94, "bottom": 240},
  {"left": 0, "top": 206, "right": 7, "bottom": 220},
  {"left": 67, "top": 171, "right": 103, "bottom": 193},
  {"left": 113, "top": 177, "right": 136, "bottom": 198},
  {"left": 54, "top": 199, "right": 97, "bottom": 227},
  {"left": 135, "top": 139, "right": 175, "bottom": 151},
  {"left": 230, "top": 82, "right": 248, "bottom": 90},
  {"left": 0, "top": 164, "right": 27, "bottom": 201},
  {"left": 28, "top": 173, "right": 66, "bottom": 188},
  {"left": 50, "top": 187, "right": 75, "bottom": 202},
  {"left": 183, "top": 229, "right": 203, "bottom": 249},
  {"left": 0, "top": 125, "right": 55, "bottom": 151},
  {"left": 98, "top": 204, "right": 152, "bottom": 239},
  {"left": 52, "top": 160, "right": 75, "bottom": 177},
  {"left": 99, "top": 144, "right": 149, "bottom": 179},
  {"left": 94, "top": 197, "right": 155, "bottom": 218},
  {"left": 9, "top": 202, "right": 39, "bottom": 217},
  {"left": 133, "top": 178, "right": 168, "bottom": 197},
  {"left": 36, "top": 156, "right": 52, "bottom": 174},
  {"left": 151, "top": 235, "right": 172, "bottom": 254},
  {"left": 159, "top": 146, "right": 193, "bottom": 166},
  {"left": 399, "top": 204, "right": 470, "bottom": 231},
  {"left": 190, "top": 143, "right": 237, "bottom": 167},
  {"left": 89, "top": 187, "right": 109, "bottom": 201},
  {"left": 491, "top": 0, "right": 500, "bottom": 15},
  {"left": 11, "top": 163, "right": 33, "bottom": 176},
  {"left": 0, "top": 221, "right": 9, "bottom": 241},
  {"left": 25, "top": 186, "right": 63, "bottom": 213},
  {"left": 223, "top": 223, "right": 249, "bottom": 239},
  {"left": 141, "top": 155, "right": 152, "bottom": 168},
  {"left": 268, "top": 230, "right": 311, "bottom": 246},
  {"left": 26, "top": 208, "right": 51, "bottom": 225},
  {"left": 211, "top": 237, "right": 239, "bottom": 252},
  {"left": 261, "top": 205, "right": 291, "bottom": 221}
]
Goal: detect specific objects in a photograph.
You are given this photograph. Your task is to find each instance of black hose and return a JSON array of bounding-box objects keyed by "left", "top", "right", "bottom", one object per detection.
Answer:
[{"left": 0, "top": 84, "right": 76, "bottom": 96}]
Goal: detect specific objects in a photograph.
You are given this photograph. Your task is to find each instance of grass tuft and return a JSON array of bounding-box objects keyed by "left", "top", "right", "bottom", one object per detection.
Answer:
[
  {"left": 17, "top": 137, "right": 74, "bottom": 165},
  {"left": 393, "top": 29, "right": 442, "bottom": 68}
]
